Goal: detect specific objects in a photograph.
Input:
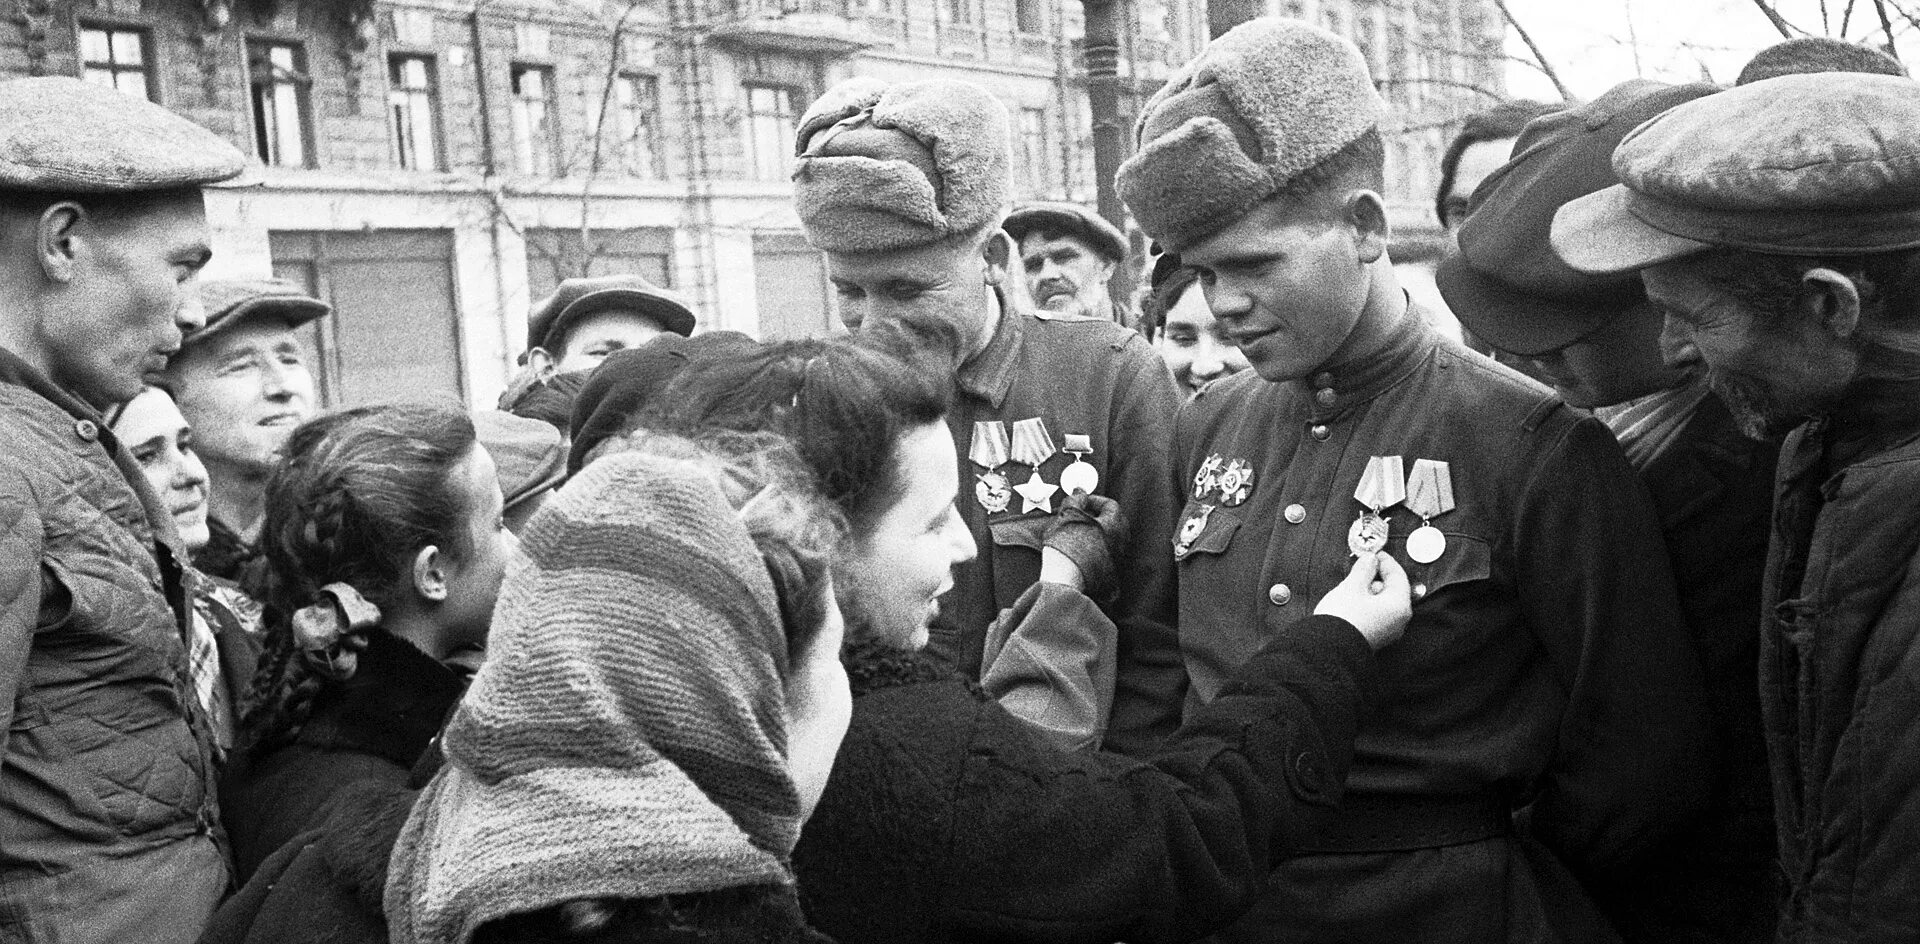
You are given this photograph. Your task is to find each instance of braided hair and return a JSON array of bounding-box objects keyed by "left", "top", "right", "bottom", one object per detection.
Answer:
[{"left": 238, "top": 402, "right": 478, "bottom": 753}]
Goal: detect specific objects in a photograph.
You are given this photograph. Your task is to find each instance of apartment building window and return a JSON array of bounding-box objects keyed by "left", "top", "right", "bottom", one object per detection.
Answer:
[
  {"left": 511, "top": 64, "right": 560, "bottom": 176},
  {"left": 743, "top": 83, "right": 798, "bottom": 182},
  {"left": 613, "top": 73, "right": 664, "bottom": 178},
  {"left": 248, "top": 41, "right": 313, "bottom": 167},
  {"left": 79, "top": 25, "right": 154, "bottom": 101},
  {"left": 947, "top": 0, "right": 977, "bottom": 25},
  {"left": 1019, "top": 107, "right": 1052, "bottom": 195},
  {"left": 1015, "top": 0, "right": 1044, "bottom": 33},
  {"left": 388, "top": 55, "right": 441, "bottom": 171}
]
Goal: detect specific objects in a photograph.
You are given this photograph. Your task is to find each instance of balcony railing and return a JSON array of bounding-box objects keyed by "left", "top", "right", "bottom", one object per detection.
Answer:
[{"left": 706, "top": 0, "right": 877, "bottom": 56}]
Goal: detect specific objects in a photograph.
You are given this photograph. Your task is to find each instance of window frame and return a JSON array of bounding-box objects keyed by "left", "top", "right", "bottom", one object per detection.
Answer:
[
  {"left": 741, "top": 81, "right": 800, "bottom": 183},
  {"left": 76, "top": 21, "right": 158, "bottom": 102},
  {"left": 387, "top": 53, "right": 444, "bottom": 171},
  {"left": 610, "top": 71, "right": 666, "bottom": 179},
  {"left": 245, "top": 38, "right": 317, "bottom": 169},
  {"left": 509, "top": 62, "right": 562, "bottom": 177}
]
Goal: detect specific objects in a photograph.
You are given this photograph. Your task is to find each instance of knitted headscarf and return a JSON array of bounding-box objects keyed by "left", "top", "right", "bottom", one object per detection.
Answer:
[{"left": 385, "top": 449, "right": 798, "bottom": 944}]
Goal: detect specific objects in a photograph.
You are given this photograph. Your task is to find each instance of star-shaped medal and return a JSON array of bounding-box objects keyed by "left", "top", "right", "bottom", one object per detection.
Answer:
[{"left": 1012, "top": 469, "right": 1059, "bottom": 514}]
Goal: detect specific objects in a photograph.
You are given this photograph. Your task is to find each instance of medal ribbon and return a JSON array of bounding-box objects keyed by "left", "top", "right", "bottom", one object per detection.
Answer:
[
  {"left": 1062, "top": 433, "right": 1092, "bottom": 457},
  {"left": 969, "top": 421, "right": 1011, "bottom": 469},
  {"left": 1405, "top": 459, "right": 1455, "bottom": 520},
  {"left": 1009, "top": 417, "right": 1058, "bottom": 468},
  {"left": 1354, "top": 455, "right": 1406, "bottom": 512}
]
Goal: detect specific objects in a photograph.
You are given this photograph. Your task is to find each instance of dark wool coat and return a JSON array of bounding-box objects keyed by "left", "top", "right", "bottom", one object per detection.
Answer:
[
  {"left": 222, "top": 629, "right": 466, "bottom": 882},
  {"left": 1591, "top": 394, "right": 1781, "bottom": 944},
  {"left": 793, "top": 615, "right": 1374, "bottom": 944},
  {"left": 0, "top": 349, "right": 228, "bottom": 943},
  {"left": 1763, "top": 386, "right": 1920, "bottom": 943},
  {"left": 1174, "top": 313, "right": 1714, "bottom": 944}
]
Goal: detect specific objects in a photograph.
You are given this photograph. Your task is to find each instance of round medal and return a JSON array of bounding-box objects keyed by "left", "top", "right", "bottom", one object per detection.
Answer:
[
  {"left": 1407, "top": 524, "right": 1446, "bottom": 564},
  {"left": 1060, "top": 458, "right": 1099, "bottom": 495},
  {"left": 975, "top": 471, "right": 1011, "bottom": 514},
  {"left": 1347, "top": 512, "right": 1389, "bottom": 556}
]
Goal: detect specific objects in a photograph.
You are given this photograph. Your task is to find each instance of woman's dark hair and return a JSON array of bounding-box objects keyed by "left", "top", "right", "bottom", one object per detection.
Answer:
[
  {"left": 1138, "top": 263, "right": 1201, "bottom": 340},
  {"left": 1435, "top": 99, "right": 1558, "bottom": 224},
  {"left": 239, "top": 401, "right": 479, "bottom": 751},
  {"left": 640, "top": 317, "right": 956, "bottom": 532}
]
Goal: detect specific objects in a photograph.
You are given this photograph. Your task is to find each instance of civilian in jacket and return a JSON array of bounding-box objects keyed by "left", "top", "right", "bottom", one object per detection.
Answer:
[
  {"left": 790, "top": 76, "right": 1187, "bottom": 754},
  {"left": 222, "top": 404, "right": 509, "bottom": 881},
  {"left": 1553, "top": 72, "right": 1920, "bottom": 944},
  {"left": 1118, "top": 20, "right": 1715, "bottom": 943},
  {"left": 0, "top": 76, "right": 245, "bottom": 943},
  {"left": 1441, "top": 80, "right": 1777, "bottom": 943}
]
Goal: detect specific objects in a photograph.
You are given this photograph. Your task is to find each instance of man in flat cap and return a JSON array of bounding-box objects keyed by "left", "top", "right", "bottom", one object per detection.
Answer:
[
  {"left": 1441, "top": 79, "right": 1778, "bottom": 944},
  {"left": 1003, "top": 202, "right": 1130, "bottom": 322},
  {"left": 162, "top": 278, "right": 327, "bottom": 590},
  {"left": 788, "top": 78, "right": 1186, "bottom": 757},
  {"left": 0, "top": 76, "right": 241, "bottom": 943},
  {"left": 523, "top": 273, "right": 697, "bottom": 378},
  {"left": 1118, "top": 18, "right": 1712, "bottom": 943},
  {"left": 1552, "top": 72, "right": 1920, "bottom": 944}
]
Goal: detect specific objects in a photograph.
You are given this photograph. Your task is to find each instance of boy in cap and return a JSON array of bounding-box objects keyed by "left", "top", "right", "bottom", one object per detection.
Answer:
[
  {"left": 1117, "top": 18, "right": 1713, "bottom": 943},
  {"left": 163, "top": 278, "right": 328, "bottom": 589},
  {"left": 1440, "top": 79, "right": 1778, "bottom": 944},
  {"left": 1551, "top": 71, "right": 1920, "bottom": 944},
  {"left": 0, "top": 76, "right": 241, "bottom": 943},
  {"left": 791, "top": 77, "right": 1186, "bottom": 753},
  {"left": 1003, "top": 201, "right": 1130, "bottom": 321},
  {"left": 522, "top": 273, "right": 697, "bottom": 378}
]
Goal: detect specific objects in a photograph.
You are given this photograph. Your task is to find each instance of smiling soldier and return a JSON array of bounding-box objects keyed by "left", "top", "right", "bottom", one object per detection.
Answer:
[
  {"left": 1117, "top": 18, "right": 1715, "bottom": 943},
  {"left": 161, "top": 278, "right": 329, "bottom": 587}
]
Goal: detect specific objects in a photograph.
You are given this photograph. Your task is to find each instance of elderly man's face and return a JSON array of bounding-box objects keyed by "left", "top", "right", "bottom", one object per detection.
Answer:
[
  {"left": 827, "top": 231, "right": 1002, "bottom": 352},
  {"left": 169, "top": 318, "right": 317, "bottom": 477},
  {"left": 1019, "top": 232, "right": 1115, "bottom": 318},
  {"left": 1643, "top": 260, "right": 1857, "bottom": 440}
]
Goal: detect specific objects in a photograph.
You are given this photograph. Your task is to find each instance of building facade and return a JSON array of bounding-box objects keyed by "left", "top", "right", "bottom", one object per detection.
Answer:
[{"left": 3, "top": 0, "right": 1501, "bottom": 407}]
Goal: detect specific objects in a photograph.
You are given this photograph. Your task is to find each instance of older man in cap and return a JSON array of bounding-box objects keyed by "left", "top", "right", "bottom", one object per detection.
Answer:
[
  {"left": 524, "top": 273, "right": 696, "bottom": 377},
  {"left": 1117, "top": 19, "right": 1714, "bottom": 943},
  {"left": 1552, "top": 72, "right": 1920, "bottom": 944},
  {"left": 0, "top": 77, "right": 240, "bottom": 942},
  {"left": 163, "top": 278, "right": 327, "bottom": 588},
  {"left": 1440, "top": 80, "right": 1778, "bottom": 944},
  {"left": 790, "top": 78, "right": 1186, "bottom": 753},
  {"left": 1004, "top": 201, "right": 1130, "bottom": 322}
]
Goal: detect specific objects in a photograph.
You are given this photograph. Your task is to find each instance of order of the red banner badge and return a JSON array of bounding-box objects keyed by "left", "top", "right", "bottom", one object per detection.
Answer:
[
  {"left": 1009, "top": 417, "right": 1060, "bottom": 514},
  {"left": 969, "top": 420, "right": 1012, "bottom": 513},
  {"left": 1059, "top": 433, "right": 1099, "bottom": 494},
  {"left": 1348, "top": 455, "right": 1405, "bottom": 557},
  {"left": 1174, "top": 503, "right": 1213, "bottom": 559},
  {"left": 1404, "top": 458, "right": 1455, "bottom": 564}
]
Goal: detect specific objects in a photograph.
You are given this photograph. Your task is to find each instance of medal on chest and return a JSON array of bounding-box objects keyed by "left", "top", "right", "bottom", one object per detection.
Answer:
[
  {"left": 1348, "top": 455, "right": 1405, "bottom": 557},
  {"left": 1403, "top": 458, "right": 1456, "bottom": 564},
  {"left": 1059, "top": 433, "right": 1099, "bottom": 495},
  {"left": 1174, "top": 503, "right": 1213, "bottom": 559},
  {"left": 969, "top": 421, "right": 1013, "bottom": 513},
  {"left": 1192, "top": 454, "right": 1225, "bottom": 500},
  {"left": 1008, "top": 417, "right": 1060, "bottom": 514}
]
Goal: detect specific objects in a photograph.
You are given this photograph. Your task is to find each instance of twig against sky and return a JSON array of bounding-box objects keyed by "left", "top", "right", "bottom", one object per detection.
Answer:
[
  {"left": 1493, "top": 0, "right": 1574, "bottom": 99},
  {"left": 1748, "top": 0, "right": 1800, "bottom": 37}
]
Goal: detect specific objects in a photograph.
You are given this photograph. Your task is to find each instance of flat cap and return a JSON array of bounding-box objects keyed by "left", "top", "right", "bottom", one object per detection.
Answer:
[
  {"left": 1118, "top": 18, "right": 1386, "bottom": 253},
  {"left": 472, "top": 410, "right": 568, "bottom": 512},
  {"left": 528, "top": 274, "right": 697, "bottom": 353},
  {"left": 191, "top": 278, "right": 330, "bottom": 344},
  {"left": 792, "top": 78, "right": 1012, "bottom": 253},
  {"left": 1439, "top": 81, "right": 1718, "bottom": 356},
  {"left": 1553, "top": 73, "right": 1920, "bottom": 274},
  {"left": 0, "top": 77, "right": 244, "bottom": 193},
  {"left": 1004, "top": 202, "right": 1129, "bottom": 263}
]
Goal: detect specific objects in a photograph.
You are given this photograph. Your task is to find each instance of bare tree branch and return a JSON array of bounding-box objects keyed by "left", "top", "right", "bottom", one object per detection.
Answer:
[
  {"left": 1748, "top": 0, "right": 1799, "bottom": 38},
  {"left": 1874, "top": 0, "right": 1904, "bottom": 58},
  {"left": 1843, "top": 0, "right": 1859, "bottom": 35},
  {"left": 1375, "top": 76, "right": 1508, "bottom": 100},
  {"left": 1490, "top": 0, "right": 1573, "bottom": 100}
]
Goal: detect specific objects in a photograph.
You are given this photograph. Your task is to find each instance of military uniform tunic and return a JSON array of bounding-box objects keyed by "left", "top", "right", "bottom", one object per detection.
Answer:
[
  {"left": 1173, "top": 310, "right": 1715, "bottom": 944},
  {"left": 931, "top": 291, "right": 1186, "bottom": 754}
]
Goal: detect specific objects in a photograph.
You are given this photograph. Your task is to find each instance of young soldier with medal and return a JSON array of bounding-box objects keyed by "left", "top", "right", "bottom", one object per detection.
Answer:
[
  {"left": 1120, "top": 19, "right": 1713, "bottom": 944},
  {"left": 792, "top": 77, "right": 1186, "bottom": 754}
]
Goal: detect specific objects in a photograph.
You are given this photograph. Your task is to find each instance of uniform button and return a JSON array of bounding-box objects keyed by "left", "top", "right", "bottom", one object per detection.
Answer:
[
  {"left": 1315, "top": 388, "right": 1337, "bottom": 407},
  {"left": 1293, "top": 751, "right": 1326, "bottom": 793},
  {"left": 1283, "top": 504, "right": 1306, "bottom": 524},
  {"left": 1312, "top": 372, "right": 1335, "bottom": 388},
  {"left": 1268, "top": 583, "right": 1292, "bottom": 606},
  {"left": 1413, "top": 583, "right": 1428, "bottom": 600},
  {"left": 1310, "top": 424, "right": 1330, "bottom": 441},
  {"left": 74, "top": 419, "right": 98, "bottom": 442}
]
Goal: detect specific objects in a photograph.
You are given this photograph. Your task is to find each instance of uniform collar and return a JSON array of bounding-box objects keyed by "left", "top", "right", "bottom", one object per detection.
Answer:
[
  {"left": 1294, "top": 302, "right": 1435, "bottom": 422},
  {"left": 957, "top": 285, "right": 1028, "bottom": 408}
]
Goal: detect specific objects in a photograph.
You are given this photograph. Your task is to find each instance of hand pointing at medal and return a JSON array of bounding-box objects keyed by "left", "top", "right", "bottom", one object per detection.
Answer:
[{"left": 1314, "top": 552, "right": 1413, "bottom": 650}]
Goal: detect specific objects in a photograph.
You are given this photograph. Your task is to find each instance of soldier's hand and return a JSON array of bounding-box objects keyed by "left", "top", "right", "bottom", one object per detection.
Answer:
[
  {"left": 1042, "top": 492, "right": 1127, "bottom": 596},
  {"left": 1314, "top": 552, "right": 1413, "bottom": 650}
]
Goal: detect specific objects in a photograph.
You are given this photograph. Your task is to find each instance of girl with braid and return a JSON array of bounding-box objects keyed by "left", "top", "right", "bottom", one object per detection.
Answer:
[{"left": 219, "top": 402, "right": 513, "bottom": 883}]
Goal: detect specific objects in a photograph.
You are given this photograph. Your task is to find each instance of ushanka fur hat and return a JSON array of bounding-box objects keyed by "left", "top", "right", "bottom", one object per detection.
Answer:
[
  {"left": 792, "top": 77, "right": 1012, "bottom": 253},
  {"left": 1118, "top": 18, "right": 1386, "bottom": 253}
]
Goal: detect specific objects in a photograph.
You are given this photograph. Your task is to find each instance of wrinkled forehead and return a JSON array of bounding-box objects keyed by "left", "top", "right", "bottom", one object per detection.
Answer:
[
  {"left": 826, "top": 236, "right": 980, "bottom": 284},
  {"left": 1018, "top": 230, "right": 1099, "bottom": 259}
]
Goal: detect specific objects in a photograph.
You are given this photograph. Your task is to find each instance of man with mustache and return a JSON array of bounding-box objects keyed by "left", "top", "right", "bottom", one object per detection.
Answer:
[
  {"left": 162, "top": 278, "right": 329, "bottom": 589},
  {"left": 1551, "top": 72, "right": 1920, "bottom": 944},
  {"left": 1117, "top": 18, "right": 1713, "bottom": 942},
  {"left": 0, "top": 76, "right": 243, "bottom": 943},
  {"left": 1004, "top": 202, "right": 1129, "bottom": 322}
]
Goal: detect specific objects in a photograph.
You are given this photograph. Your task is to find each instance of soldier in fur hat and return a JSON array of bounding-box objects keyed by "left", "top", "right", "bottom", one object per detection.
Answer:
[
  {"left": 791, "top": 77, "right": 1186, "bottom": 754},
  {"left": 1117, "top": 19, "right": 1713, "bottom": 943}
]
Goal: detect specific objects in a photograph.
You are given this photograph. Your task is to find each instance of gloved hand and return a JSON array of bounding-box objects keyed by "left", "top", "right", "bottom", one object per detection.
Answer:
[{"left": 1043, "top": 492, "right": 1127, "bottom": 598}]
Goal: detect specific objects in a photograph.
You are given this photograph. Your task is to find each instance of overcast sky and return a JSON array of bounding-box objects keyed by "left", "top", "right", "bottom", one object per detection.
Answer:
[{"left": 1501, "top": 0, "right": 1917, "bottom": 100}]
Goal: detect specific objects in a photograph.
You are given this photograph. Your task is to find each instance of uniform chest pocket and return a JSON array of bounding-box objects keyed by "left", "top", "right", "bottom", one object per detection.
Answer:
[
  {"left": 1173, "top": 499, "right": 1242, "bottom": 561},
  {"left": 1391, "top": 530, "right": 1491, "bottom": 599},
  {"left": 988, "top": 514, "right": 1050, "bottom": 551}
]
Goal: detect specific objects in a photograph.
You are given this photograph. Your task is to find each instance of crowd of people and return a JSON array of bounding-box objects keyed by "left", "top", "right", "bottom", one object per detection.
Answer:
[{"left": 3, "top": 15, "right": 1919, "bottom": 944}]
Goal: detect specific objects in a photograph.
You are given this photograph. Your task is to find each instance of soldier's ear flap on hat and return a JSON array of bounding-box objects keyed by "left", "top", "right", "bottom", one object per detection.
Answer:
[{"left": 1117, "top": 116, "right": 1270, "bottom": 254}]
